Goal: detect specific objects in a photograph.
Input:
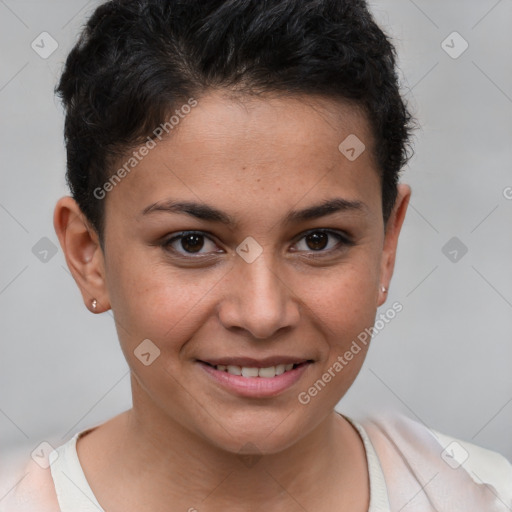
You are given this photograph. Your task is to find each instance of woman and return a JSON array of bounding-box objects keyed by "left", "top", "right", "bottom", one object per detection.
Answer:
[{"left": 4, "top": 0, "right": 511, "bottom": 510}]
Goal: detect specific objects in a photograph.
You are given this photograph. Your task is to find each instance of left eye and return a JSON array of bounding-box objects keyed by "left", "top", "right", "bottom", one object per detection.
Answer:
[{"left": 292, "top": 230, "right": 349, "bottom": 253}]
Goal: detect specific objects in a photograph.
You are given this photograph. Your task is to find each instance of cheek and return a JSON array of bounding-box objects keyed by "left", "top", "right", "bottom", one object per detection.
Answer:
[
  {"left": 105, "top": 253, "right": 218, "bottom": 357},
  {"left": 292, "top": 260, "right": 378, "bottom": 407},
  {"left": 297, "top": 253, "right": 380, "bottom": 384},
  {"left": 301, "top": 252, "right": 381, "bottom": 333}
]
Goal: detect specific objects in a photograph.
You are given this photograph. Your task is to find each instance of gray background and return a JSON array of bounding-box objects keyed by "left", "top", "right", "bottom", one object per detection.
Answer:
[{"left": 1, "top": 0, "right": 511, "bottom": 488}]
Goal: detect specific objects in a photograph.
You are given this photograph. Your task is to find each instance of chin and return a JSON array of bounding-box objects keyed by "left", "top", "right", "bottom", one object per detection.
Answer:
[{"left": 194, "top": 406, "right": 315, "bottom": 456}]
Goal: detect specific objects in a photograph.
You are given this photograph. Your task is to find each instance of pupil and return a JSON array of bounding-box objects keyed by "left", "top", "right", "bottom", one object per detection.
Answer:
[
  {"left": 307, "top": 232, "right": 328, "bottom": 250},
  {"left": 182, "top": 234, "right": 204, "bottom": 253}
]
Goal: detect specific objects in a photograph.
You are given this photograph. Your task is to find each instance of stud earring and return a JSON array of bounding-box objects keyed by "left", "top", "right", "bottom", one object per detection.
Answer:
[
  {"left": 381, "top": 286, "right": 388, "bottom": 293},
  {"left": 91, "top": 299, "right": 98, "bottom": 310}
]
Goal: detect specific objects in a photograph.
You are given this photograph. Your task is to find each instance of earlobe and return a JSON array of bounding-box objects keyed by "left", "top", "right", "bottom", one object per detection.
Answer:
[
  {"left": 53, "top": 196, "right": 111, "bottom": 313},
  {"left": 377, "top": 184, "right": 411, "bottom": 306}
]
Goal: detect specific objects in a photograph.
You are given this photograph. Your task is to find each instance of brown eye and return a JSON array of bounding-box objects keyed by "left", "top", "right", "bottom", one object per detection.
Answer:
[
  {"left": 292, "top": 229, "right": 354, "bottom": 255},
  {"left": 180, "top": 233, "right": 204, "bottom": 253},
  {"left": 305, "top": 232, "right": 328, "bottom": 251},
  {"left": 163, "top": 231, "right": 220, "bottom": 256}
]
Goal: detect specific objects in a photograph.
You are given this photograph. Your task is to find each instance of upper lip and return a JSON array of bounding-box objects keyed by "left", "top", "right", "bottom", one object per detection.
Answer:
[{"left": 198, "top": 356, "right": 312, "bottom": 368}]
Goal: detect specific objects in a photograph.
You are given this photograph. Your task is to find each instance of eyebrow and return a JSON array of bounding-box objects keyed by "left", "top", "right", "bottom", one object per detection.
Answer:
[{"left": 141, "top": 197, "right": 366, "bottom": 226}]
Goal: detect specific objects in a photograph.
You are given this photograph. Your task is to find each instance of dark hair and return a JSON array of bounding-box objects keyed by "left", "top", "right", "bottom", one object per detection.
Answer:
[{"left": 56, "top": 0, "right": 413, "bottom": 238}]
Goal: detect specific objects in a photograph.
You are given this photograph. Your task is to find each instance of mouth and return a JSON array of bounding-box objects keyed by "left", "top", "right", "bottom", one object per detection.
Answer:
[
  {"left": 199, "top": 360, "right": 310, "bottom": 378},
  {"left": 196, "top": 358, "right": 314, "bottom": 398}
]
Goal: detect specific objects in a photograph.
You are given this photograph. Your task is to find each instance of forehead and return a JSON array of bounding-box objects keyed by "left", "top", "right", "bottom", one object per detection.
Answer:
[
  {"left": 104, "top": 92, "right": 381, "bottom": 225},
  {"left": 166, "top": 92, "right": 374, "bottom": 171}
]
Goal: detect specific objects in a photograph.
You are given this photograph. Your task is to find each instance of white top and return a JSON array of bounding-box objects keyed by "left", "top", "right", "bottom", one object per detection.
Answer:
[
  {"left": 3, "top": 412, "right": 511, "bottom": 511},
  {"left": 47, "top": 416, "right": 391, "bottom": 512}
]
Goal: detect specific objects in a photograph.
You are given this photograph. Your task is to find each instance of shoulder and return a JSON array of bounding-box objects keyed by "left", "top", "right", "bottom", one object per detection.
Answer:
[
  {"left": 0, "top": 456, "right": 60, "bottom": 512},
  {"left": 357, "top": 411, "right": 512, "bottom": 508},
  {"left": 430, "top": 426, "right": 512, "bottom": 491}
]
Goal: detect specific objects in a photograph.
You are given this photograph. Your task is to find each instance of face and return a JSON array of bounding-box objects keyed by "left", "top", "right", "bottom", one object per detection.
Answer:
[{"left": 57, "top": 92, "right": 409, "bottom": 455}]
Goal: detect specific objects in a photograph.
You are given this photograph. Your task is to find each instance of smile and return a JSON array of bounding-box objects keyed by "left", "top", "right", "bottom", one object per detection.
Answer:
[
  {"left": 197, "top": 359, "right": 313, "bottom": 398},
  {"left": 202, "top": 362, "right": 307, "bottom": 378}
]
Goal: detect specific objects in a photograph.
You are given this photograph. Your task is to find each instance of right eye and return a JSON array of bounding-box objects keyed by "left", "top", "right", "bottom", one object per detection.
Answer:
[{"left": 161, "top": 231, "right": 223, "bottom": 258}]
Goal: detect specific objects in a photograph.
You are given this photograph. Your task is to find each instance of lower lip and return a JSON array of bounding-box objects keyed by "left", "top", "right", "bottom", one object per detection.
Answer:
[{"left": 198, "top": 361, "right": 311, "bottom": 398}]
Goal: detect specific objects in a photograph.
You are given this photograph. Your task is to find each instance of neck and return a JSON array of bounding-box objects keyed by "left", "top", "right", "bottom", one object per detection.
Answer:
[{"left": 80, "top": 386, "right": 369, "bottom": 511}]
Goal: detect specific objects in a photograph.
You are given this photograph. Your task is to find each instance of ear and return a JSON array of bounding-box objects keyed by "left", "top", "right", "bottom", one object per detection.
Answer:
[
  {"left": 53, "top": 196, "right": 111, "bottom": 313},
  {"left": 377, "top": 184, "right": 411, "bottom": 307}
]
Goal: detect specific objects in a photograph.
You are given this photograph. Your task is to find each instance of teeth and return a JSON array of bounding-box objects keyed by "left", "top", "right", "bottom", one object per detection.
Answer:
[
  {"left": 241, "top": 367, "right": 259, "bottom": 378},
  {"left": 258, "top": 366, "right": 276, "bottom": 378},
  {"left": 227, "top": 365, "right": 242, "bottom": 376},
  {"left": 215, "top": 363, "right": 299, "bottom": 378}
]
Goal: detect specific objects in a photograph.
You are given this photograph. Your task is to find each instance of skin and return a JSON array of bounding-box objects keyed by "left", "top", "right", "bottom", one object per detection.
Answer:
[{"left": 54, "top": 91, "right": 410, "bottom": 511}]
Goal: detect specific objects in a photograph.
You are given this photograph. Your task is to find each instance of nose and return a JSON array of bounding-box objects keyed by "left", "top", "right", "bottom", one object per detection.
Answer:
[{"left": 217, "top": 251, "right": 301, "bottom": 339}]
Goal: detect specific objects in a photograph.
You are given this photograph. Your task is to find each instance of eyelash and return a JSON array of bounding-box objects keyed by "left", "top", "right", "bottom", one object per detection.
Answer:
[{"left": 161, "top": 229, "right": 354, "bottom": 259}]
